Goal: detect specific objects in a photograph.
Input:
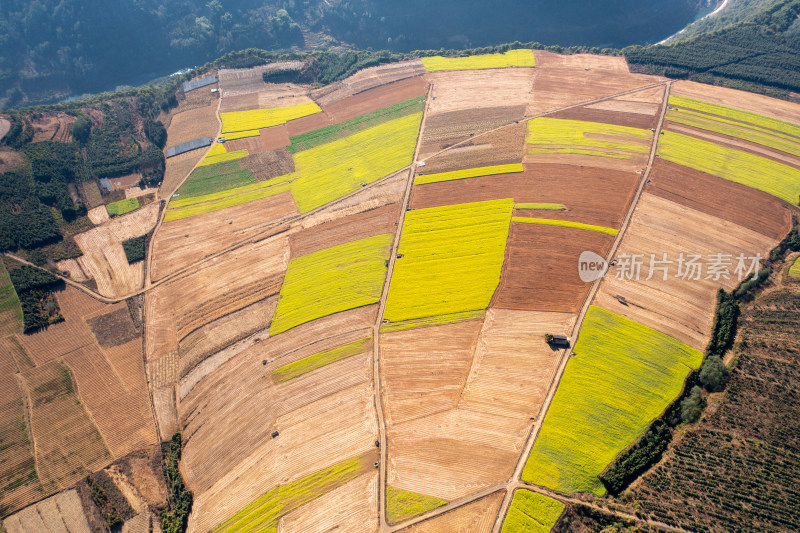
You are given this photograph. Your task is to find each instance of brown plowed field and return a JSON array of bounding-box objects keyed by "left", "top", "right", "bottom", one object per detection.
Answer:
[
  {"left": 176, "top": 84, "right": 218, "bottom": 114},
  {"left": 672, "top": 80, "right": 800, "bottom": 125},
  {"left": 312, "top": 60, "right": 426, "bottom": 107},
  {"left": 289, "top": 202, "right": 401, "bottom": 257},
  {"left": 165, "top": 105, "right": 218, "bottom": 147},
  {"left": 492, "top": 222, "right": 614, "bottom": 313},
  {"left": 534, "top": 51, "right": 632, "bottom": 72},
  {"left": 548, "top": 106, "right": 657, "bottom": 130},
  {"left": 648, "top": 159, "right": 795, "bottom": 240},
  {"left": 586, "top": 99, "right": 661, "bottom": 115},
  {"left": 223, "top": 125, "right": 290, "bottom": 153},
  {"left": 0, "top": 343, "right": 44, "bottom": 514},
  {"left": 277, "top": 472, "right": 379, "bottom": 533},
  {"left": 3, "top": 489, "right": 91, "bottom": 533},
  {"left": 381, "top": 320, "right": 483, "bottom": 426},
  {"left": 418, "top": 122, "right": 526, "bottom": 174},
  {"left": 217, "top": 93, "right": 257, "bottom": 113},
  {"left": 62, "top": 340, "right": 156, "bottom": 458},
  {"left": 238, "top": 148, "right": 296, "bottom": 181},
  {"left": 217, "top": 62, "right": 304, "bottom": 96},
  {"left": 527, "top": 67, "right": 663, "bottom": 116},
  {"left": 74, "top": 202, "right": 159, "bottom": 297},
  {"left": 662, "top": 122, "right": 800, "bottom": 170},
  {"left": 21, "top": 361, "right": 110, "bottom": 492},
  {"left": 419, "top": 105, "right": 526, "bottom": 159},
  {"left": 594, "top": 193, "right": 784, "bottom": 349},
  {"left": 385, "top": 310, "right": 574, "bottom": 501},
  {"left": 150, "top": 193, "right": 297, "bottom": 281},
  {"left": 163, "top": 149, "right": 205, "bottom": 197},
  {"left": 322, "top": 76, "right": 428, "bottom": 123},
  {"left": 286, "top": 111, "right": 333, "bottom": 137},
  {"left": 425, "top": 69, "right": 535, "bottom": 115},
  {"left": 400, "top": 491, "right": 505, "bottom": 533},
  {"left": 412, "top": 164, "right": 638, "bottom": 229}
]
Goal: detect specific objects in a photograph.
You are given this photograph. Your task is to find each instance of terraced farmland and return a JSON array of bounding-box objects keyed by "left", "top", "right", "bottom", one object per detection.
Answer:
[{"left": 522, "top": 306, "right": 702, "bottom": 495}]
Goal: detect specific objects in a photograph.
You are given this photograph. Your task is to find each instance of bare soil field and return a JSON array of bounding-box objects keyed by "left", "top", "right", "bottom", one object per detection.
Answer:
[
  {"left": 63, "top": 339, "right": 157, "bottom": 458},
  {"left": 585, "top": 99, "right": 661, "bottom": 116},
  {"left": 417, "top": 121, "right": 526, "bottom": 173},
  {"left": 594, "top": 192, "right": 783, "bottom": 349},
  {"left": 86, "top": 205, "right": 109, "bottom": 225},
  {"left": 534, "top": 51, "right": 632, "bottom": 72},
  {"left": 86, "top": 307, "right": 139, "bottom": 348},
  {"left": 419, "top": 105, "right": 526, "bottom": 159},
  {"left": 218, "top": 92, "right": 258, "bottom": 113},
  {"left": 385, "top": 310, "right": 574, "bottom": 501},
  {"left": 21, "top": 360, "right": 110, "bottom": 492},
  {"left": 312, "top": 60, "right": 426, "bottom": 107},
  {"left": 176, "top": 84, "right": 218, "bottom": 114},
  {"left": 381, "top": 320, "right": 483, "bottom": 427},
  {"left": 165, "top": 105, "right": 218, "bottom": 147},
  {"left": 527, "top": 68, "right": 663, "bottom": 116},
  {"left": 322, "top": 76, "right": 428, "bottom": 123},
  {"left": 548, "top": 106, "right": 657, "bottom": 130},
  {"left": 224, "top": 125, "right": 290, "bottom": 153},
  {"left": 125, "top": 187, "right": 158, "bottom": 200},
  {"left": 285, "top": 111, "right": 333, "bottom": 137},
  {"left": 3, "top": 489, "right": 91, "bottom": 533},
  {"left": 74, "top": 202, "right": 159, "bottom": 298},
  {"left": 218, "top": 62, "right": 304, "bottom": 97},
  {"left": 163, "top": 149, "right": 204, "bottom": 197},
  {"left": 662, "top": 122, "right": 800, "bottom": 169},
  {"left": 150, "top": 193, "right": 297, "bottom": 281},
  {"left": 108, "top": 174, "right": 142, "bottom": 190},
  {"left": 648, "top": 159, "right": 795, "bottom": 240},
  {"left": 239, "top": 148, "right": 296, "bottom": 181},
  {"left": 289, "top": 202, "right": 401, "bottom": 257},
  {"left": 672, "top": 80, "right": 800, "bottom": 125},
  {"left": 425, "top": 69, "right": 534, "bottom": 116},
  {"left": 0, "top": 343, "right": 44, "bottom": 514},
  {"left": 412, "top": 164, "right": 638, "bottom": 229},
  {"left": 400, "top": 491, "right": 505, "bottom": 533},
  {"left": 277, "top": 472, "right": 379, "bottom": 533},
  {"left": 492, "top": 222, "right": 614, "bottom": 313},
  {"left": 30, "top": 113, "right": 74, "bottom": 143}
]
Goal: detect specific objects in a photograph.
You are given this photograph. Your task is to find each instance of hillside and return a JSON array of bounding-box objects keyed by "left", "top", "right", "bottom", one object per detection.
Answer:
[{"left": 1, "top": 46, "right": 800, "bottom": 533}]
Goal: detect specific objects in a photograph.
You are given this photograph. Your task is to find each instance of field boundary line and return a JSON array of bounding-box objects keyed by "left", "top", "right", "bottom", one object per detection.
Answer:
[
  {"left": 373, "top": 82, "right": 432, "bottom": 533},
  {"left": 490, "top": 81, "right": 674, "bottom": 533}
]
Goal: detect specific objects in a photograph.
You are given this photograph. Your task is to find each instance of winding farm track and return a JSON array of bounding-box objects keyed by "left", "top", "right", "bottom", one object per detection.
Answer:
[{"left": 3, "top": 74, "right": 678, "bottom": 530}]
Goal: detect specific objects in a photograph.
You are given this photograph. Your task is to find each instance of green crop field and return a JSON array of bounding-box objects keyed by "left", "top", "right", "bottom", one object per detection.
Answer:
[
  {"left": 421, "top": 49, "right": 535, "bottom": 71},
  {"left": 790, "top": 256, "right": 800, "bottom": 278},
  {"left": 415, "top": 163, "right": 524, "bottom": 185},
  {"left": 173, "top": 160, "right": 257, "bottom": 199},
  {"left": 0, "top": 260, "right": 23, "bottom": 336},
  {"left": 502, "top": 490, "right": 565, "bottom": 533},
  {"left": 666, "top": 109, "right": 800, "bottom": 156},
  {"left": 270, "top": 234, "right": 393, "bottom": 335},
  {"left": 384, "top": 199, "right": 513, "bottom": 324},
  {"left": 515, "top": 203, "right": 566, "bottom": 210},
  {"left": 212, "top": 455, "right": 369, "bottom": 532},
  {"left": 522, "top": 306, "right": 702, "bottom": 496},
  {"left": 527, "top": 117, "right": 652, "bottom": 158},
  {"left": 669, "top": 95, "right": 800, "bottom": 138},
  {"left": 386, "top": 487, "right": 447, "bottom": 524},
  {"left": 165, "top": 173, "right": 295, "bottom": 222},
  {"left": 657, "top": 130, "right": 800, "bottom": 204},
  {"left": 290, "top": 113, "right": 423, "bottom": 212},
  {"left": 199, "top": 148, "right": 250, "bottom": 167},
  {"left": 512, "top": 216, "right": 618, "bottom": 235},
  {"left": 220, "top": 102, "right": 322, "bottom": 133},
  {"left": 288, "top": 96, "right": 425, "bottom": 153},
  {"left": 271, "top": 337, "right": 371, "bottom": 383},
  {"left": 105, "top": 197, "right": 139, "bottom": 216}
]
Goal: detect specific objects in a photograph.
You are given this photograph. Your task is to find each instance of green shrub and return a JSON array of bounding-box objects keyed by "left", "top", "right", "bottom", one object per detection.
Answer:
[{"left": 122, "top": 235, "right": 146, "bottom": 264}]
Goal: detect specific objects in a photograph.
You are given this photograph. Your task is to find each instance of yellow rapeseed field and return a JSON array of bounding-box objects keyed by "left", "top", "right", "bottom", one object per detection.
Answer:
[
  {"left": 198, "top": 148, "right": 249, "bottom": 167},
  {"left": 512, "top": 216, "right": 618, "bottom": 235},
  {"left": 527, "top": 117, "right": 652, "bottom": 159},
  {"left": 383, "top": 199, "right": 514, "bottom": 324},
  {"left": 421, "top": 49, "right": 536, "bottom": 71},
  {"left": 220, "top": 102, "right": 321, "bottom": 133},
  {"left": 502, "top": 490, "right": 565, "bottom": 533},
  {"left": 414, "top": 163, "right": 523, "bottom": 185}
]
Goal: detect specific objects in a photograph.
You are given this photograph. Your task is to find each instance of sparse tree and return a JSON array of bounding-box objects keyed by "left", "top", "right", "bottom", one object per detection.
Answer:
[
  {"left": 681, "top": 386, "right": 705, "bottom": 423},
  {"left": 699, "top": 355, "right": 729, "bottom": 392}
]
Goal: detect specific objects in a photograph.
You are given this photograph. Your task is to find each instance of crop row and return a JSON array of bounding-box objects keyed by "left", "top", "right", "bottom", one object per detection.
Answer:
[
  {"left": 522, "top": 306, "right": 702, "bottom": 495},
  {"left": 270, "top": 233, "right": 393, "bottom": 335},
  {"left": 198, "top": 147, "right": 249, "bottom": 167},
  {"left": 106, "top": 197, "right": 139, "bottom": 216},
  {"left": 526, "top": 117, "right": 652, "bottom": 157},
  {"left": 220, "top": 102, "right": 322, "bottom": 133},
  {"left": 386, "top": 486, "right": 446, "bottom": 524},
  {"left": 384, "top": 198, "right": 514, "bottom": 324},
  {"left": 515, "top": 203, "right": 566, "bottom": 210},
  {"left": 512, "top": 216, "right": 618, "bottom": 235},
  {"left": 668, "top": 95, "right": 800, "bottom": 138},
  {"left": 657, "top": 130, "right": 800, "bottom": 204},
  {"left": 414, "top": 163, "right": 523, "bottom": 185},
  {"left": 421, "top": 49, "right": 536, "bottom": 71},
  {"left": 173, "top": 160, "right": 257, "bottom": 199},
  {"left": 271, "top": 337, "right": 371, "bottom": 383}
]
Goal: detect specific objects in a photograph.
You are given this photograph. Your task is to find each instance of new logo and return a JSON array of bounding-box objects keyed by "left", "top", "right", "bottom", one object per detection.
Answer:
[{"left": 578, "top": 251, "right": 608, "bottom": 283}]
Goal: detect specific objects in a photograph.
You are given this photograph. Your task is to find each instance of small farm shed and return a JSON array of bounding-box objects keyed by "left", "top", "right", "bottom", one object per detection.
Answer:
[
  {"left": 549, "top": 335, "right": 570, "bottom": 347},
  {"left": 182, "top": 75, "right": 218, "bottom": 92}
]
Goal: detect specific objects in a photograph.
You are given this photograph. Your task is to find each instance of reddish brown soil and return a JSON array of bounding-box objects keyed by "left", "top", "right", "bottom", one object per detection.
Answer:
[
  {"left": 648, "top": 158, "right": 796, "bottom": 240},
  {"left": 491, "top": 223, "right": 614, "bottom": 312},
  {"left": 322, "top": 76, "right": 427, "bottom": 123},
  {"left": 548, "top": 106, "right": 657, "bottom": 130},
  {"left": 411, "top": 164, "right": 639, "bottom": 229},
  {"left": 418, "top": 121, "right": 526, "bottom": 174},
  {"left": 419, "top": 105, "right": 526, "bottom": 156},
  {"left": 238, "top": 149, "right": 295, "bottom": 181},
  {"left": 289, "top": 203, "right": 401, "bottom": 257},
  {"left": 224, "top": 125, "right": 290, "bottom": 153},
  {"left": 285, "top": 111, "right": 333, "bottom": 137}
]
